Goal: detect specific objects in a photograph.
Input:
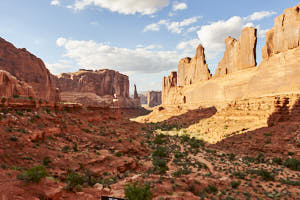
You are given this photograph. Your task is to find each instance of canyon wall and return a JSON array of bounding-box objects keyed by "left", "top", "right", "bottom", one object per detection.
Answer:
[
  {"left": 215, "top": 27, "right": 257, "bottom": 77},
  {"left": 178, "top": 45, "right": 211, "bottom": 86},
  {"left": 162, "top": 3, "right": 300, "bottom": 106},
  {"left": 0, "top": 37, "right": 59, "bottom": 102},
  {"left": 57, "top": 69, "right": 139, "bottom": 108},
  {"left": 0, "top": 70, "right": 36, "bottom": 98},
  {"left": 147, "top": 91, "right": 162, "bottom": 107}
]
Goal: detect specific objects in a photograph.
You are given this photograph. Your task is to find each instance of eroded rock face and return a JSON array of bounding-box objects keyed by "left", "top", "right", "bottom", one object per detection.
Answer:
[
  {"left": 262, "top": 3, "right": 300, "bottom": 59},
  {"left": 215, "top": 27, "right": 257, "bottom": 77},
  {"left": 0, "top": 70, "right": 36, "bottom": 98},
  {"left": 162, "top": 71, "right": 177, "bottom": 104},
  {"left": 57, "top": 69, "right": 129, "bottom": 98},
  {"left": 57, "top": 69, "right": 139, "bottom": 108},
  {"left": 178, "top": 45, "right": 211, "bottom": 86},
  {"left": 147, "top": 91, "right": 162, "bottom": 107},
  {"left": 0, "top": 37, "right": 59, "bottom": 102}
]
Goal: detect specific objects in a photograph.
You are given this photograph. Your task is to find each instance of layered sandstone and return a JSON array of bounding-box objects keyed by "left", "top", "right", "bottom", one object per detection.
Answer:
[
  {"left": 57, "top": 69, "right": 139, "bottom": 108},
  {"left": 162, "top": 71, "right": 178, "bottom": 104},
  {"left": 0, "top": 70, "right": 36, "bottom": 98},
  {"left": 215, "top": 27, "right": 257, "bottom": 77},
  {"left": 178, "top": 45, "right": 211, "bottom": 86},
  {"left": 162, "top": 4, "right": 300, "bottom": 105},
  {"left": 262, "top": 3, "right": 300, "bottom": 59},
  {"left": 147, "top": 91, "right": 162, "bottom": 107},
  {"left": 0, "top": 37, "right": 59, "bottom": 102}
]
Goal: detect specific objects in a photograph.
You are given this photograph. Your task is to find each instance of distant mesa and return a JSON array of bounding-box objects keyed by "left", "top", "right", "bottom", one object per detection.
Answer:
[
  {"left": 56, "top": 69, "right": 141, "bottom": 108},
  {"left": 147, "top": 91, "right": 162, "bottom": 107}
]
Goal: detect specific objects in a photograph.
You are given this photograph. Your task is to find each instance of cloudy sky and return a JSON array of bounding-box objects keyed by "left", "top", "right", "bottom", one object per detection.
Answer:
[{"left": 0, "top": 0, "right": 297, "bottom": 93}]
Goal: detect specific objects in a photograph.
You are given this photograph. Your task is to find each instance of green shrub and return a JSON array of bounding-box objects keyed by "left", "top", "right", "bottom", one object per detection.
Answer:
[
  {"left": 17, "top": 166, "right": 47, "bottom": 183},
  {"left": 231, "top": 180, "right": 241, "bottom": 189},
  {"left": 248, "top": 169, "right": 274, "bottom": 181},
  {"left": 284, "top": 158, "right": 300, "bottom": 171},
  {"left": 272, "top": 157, "right": 282, "bottom": 165},
  {"left": 65, "top": 171, "right": 85, "bottom": 192},
  {"left": 204, "top": 185, "right": 218, "bottom": 194},
  {"left": 43, "top": 156, "right": 51, "bottom": 166},
  {"left": 125, "top": 182, "right": 152, "bottom": 200},
  {"left": 279, "top": 178, "right": 300, "bottom": 186}
]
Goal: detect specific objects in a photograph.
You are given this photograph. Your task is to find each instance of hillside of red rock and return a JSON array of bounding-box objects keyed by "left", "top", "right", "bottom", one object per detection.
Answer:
[
  {"left": 0, "top": 37, "right": 59, "bottom": 102},
  {"left": 0, "top": 3, "right": 300, "bottom": 200}
]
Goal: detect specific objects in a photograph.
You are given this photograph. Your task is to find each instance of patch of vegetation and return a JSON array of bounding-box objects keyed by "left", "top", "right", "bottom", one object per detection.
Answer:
[
  {"left": 17, "top": 166, "right": 47, "bottom": 183},
  {"left": 43, "top": 156, "right": 51, "bottom": 166},
  {"left": 279, "top": 178, "right": 300, "bottom": 186},
  {"left": 231, "top": 180, "right": 241, "bottom": 189},
  {"left": 125, "top": 182, "right": 152, "bottom": 200},
  {"left": 248, "top": 169, "right": 274, "bottom": 181},
  {"left": 204, "top": 185, "right": 218, "bottom": 194},
  {"left": 283, "top": 158, "right": 300, "bottom": 171},
  {"left": 65, "top": 171, "right": 85, "bottom": 192},
  {"left": 272, "top": 157, "right": 282, "bottom": 165}
]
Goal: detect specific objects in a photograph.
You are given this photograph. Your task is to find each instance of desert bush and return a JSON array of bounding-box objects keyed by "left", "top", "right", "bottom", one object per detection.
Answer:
[
  {"left": 17, "top": 166, "right": 47, "bottom": 183},
  {"left": 65, "top": 171, "right": 85, "bottom": 192},
  {"left": 284, "top": 158, "right": 300, "bottom": 171},
  {"left": 125, "top": 182, "right": 152, "bottom": 200}
]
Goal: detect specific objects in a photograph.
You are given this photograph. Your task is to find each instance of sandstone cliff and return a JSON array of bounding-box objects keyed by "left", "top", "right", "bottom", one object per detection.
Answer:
[
  {"left": 262, "top": 3, "right": 300, "bottom": 59},
  {"left": 162, "top": 71, "right": 178, "bottom": 104},
  {"left": 57, "top": 69, "right": 139, "bottom": 108},
  {"left": 162, "top": 4, "right": 300, "bottom": 105},
  {"left": 0, "top": 70, "right": 36, "bottom": 98},
  {"left": 215, "top": 27, "right": 257, "bottom": 77},
  {"left": 0, "top": 37, "right": 59, "bottom": 102},
  {"left": 147, "top": 91, "right": 162, "bottom": 107},
  {"left": 178, "top": 45, "right": 211, "bottom": 86}
]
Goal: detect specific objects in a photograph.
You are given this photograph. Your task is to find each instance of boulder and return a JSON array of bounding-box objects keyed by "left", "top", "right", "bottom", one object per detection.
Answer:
[
  {"left": 215, "top": 27, "right": 257, "bottom": 77},
  {"left": 0, "top": 37, "right": 59, "bottom": 102},
  {"left": 178, "top": 44, "right": 211, "bottom": 86}
]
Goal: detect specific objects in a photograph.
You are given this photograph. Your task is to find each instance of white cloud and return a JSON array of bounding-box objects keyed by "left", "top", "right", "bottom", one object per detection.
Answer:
[
  {"left": 143, "top": 23, "right": 161, "bottom": 32},
  {"left": 172, "top": 2, "right": 187, "bottom": 11},
  {"left": 245, "top": 11, "right": 276, "bottom": 21},
  {"left": 144, "top": 16, "right": 201, "bottom": 34},
  {"left": 70, "top": 0, "right": 169, "bottom": 15},
  {"left": 53, "top": 37, "right": 180, "bottom": 74},
  {"left": 50, "top": 0, "right": 60, "bottom": 6},
  {"left": 186, "top": 25, "right": 201, "bottom": 33},
  {"left": 177, "top": 10, "right": 275, "bottom": 61}
]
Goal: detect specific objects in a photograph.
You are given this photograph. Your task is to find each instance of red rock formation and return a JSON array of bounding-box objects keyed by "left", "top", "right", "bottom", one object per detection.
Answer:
[
  {"left": 162, "top": 4, "right": 300, "bottom": 105},
  {"left": 178, "top": 45, "right": 211, "bottom": 86},
  {"left": 162, "top": 71, "right": 177, "bottom": 104},
  {"left": 215, "top": 27, "right": 257, "bottom": 76},
  {"left": 57, "top": 69, "right": 139, "bottom": 108},
  {"left": 147, "top": 91, "right": 162, "bottom": 107},
  {"left": 262, "top": 3, "right": 300, "bottom": 59},
  {"left": 57, "top": 69, "right": 129, "bottom": 98},
  {"left": 0, "top": 37, "right": 59, "bottom": 102},
  {"left": 133, "top": 84, "right": 139, "bottom": 99},
  {"left": 0, "top": 70, "right": 36, "bottom": 98}
]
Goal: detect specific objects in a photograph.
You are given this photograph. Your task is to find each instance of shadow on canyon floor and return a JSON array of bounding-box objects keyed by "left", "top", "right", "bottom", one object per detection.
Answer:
[
  {"left": 211, "top": 97, "right": 300, "bottom": 158},
  {"left": 148, "top": 106, "right": 217, "bottom": 131}
]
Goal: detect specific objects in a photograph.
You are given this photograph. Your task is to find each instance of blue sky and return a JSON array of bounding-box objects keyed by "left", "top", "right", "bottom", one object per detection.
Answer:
[{"left": 0, "top": 0, "right": 297, "bottom": 93}]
